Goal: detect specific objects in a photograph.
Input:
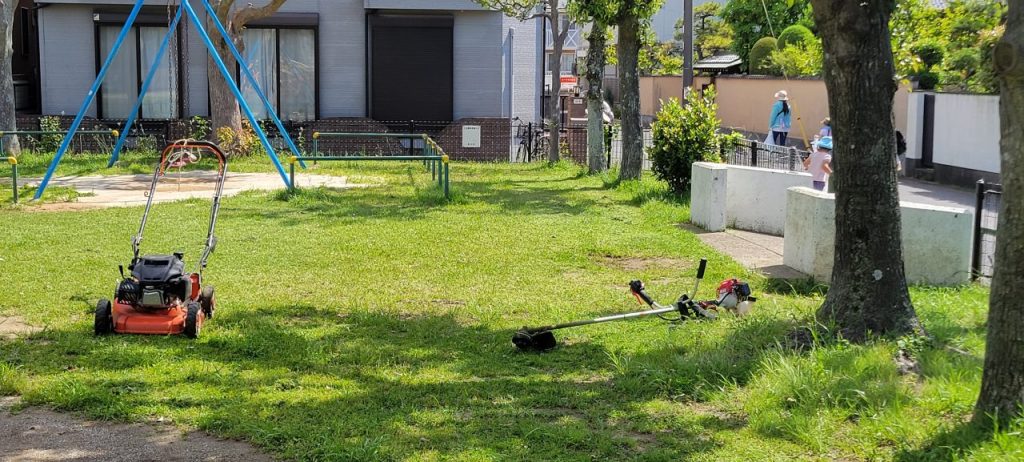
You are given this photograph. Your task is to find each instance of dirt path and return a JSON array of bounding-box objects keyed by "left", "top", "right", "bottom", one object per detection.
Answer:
[
  {"left": 13, "top": 171, "right": 363, "bottom": 211},
  {"left": 0, "top": 320, "right": 273, "bottom": 461},
  {"left": 0, "top": 397, "right": 274, "bottom": 462}
]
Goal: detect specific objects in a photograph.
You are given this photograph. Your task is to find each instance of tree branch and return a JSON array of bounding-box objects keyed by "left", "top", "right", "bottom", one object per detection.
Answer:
[{"left": 233, "top": 0, "right": 288, "bottom": 28}]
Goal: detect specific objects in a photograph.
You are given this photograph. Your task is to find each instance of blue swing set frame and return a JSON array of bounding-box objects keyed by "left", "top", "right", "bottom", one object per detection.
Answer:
[{"left": 33, "top": 0, "right": 305, "bottom": 200}]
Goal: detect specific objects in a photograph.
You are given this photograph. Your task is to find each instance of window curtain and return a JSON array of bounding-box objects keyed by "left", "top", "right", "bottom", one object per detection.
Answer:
[
  {"left": 279, "top": 29, "right": 315, "bottom": 121},
  {"left": 140, "top": 26, "right": 178, "bottom": 119},
  {"left": 99, "top": 26, "right": 138, "bottom": 119},
  {"left": 241, "top": 28, "right": 277, "bottom": 120}
]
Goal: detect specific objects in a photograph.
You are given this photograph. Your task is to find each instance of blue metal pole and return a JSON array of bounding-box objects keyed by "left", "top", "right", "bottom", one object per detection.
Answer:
[
  {"left": 33, "top": 0, "right": 146, "bottom": 200},
  {"left": 199, "top": 0, "right": 306, "bottom": 169},
  {"left": 180, "top": 0, "right": 292, "bottom": 189},
  {"left": 108, "top": 7, "right": 183, "bottom": 167}
]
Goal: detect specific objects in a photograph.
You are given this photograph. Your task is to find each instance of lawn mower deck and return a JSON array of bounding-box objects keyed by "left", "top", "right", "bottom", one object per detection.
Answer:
[{"left": 95, "top": 141, "right": 226, "bottom": 339}]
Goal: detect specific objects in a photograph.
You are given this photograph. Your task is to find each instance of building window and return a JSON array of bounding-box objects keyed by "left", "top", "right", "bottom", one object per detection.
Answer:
[
  {"left": 544, "top": 51, "right": 577, "bottom": 76},
  {"left": 241, "top": 27, "right": 317, "bottom": 121},
  {"left": 545, "top": 17, "right": 579, "bottom": 50},
  {"left": 97, "top": 24, "right": 179, "bottom": 119}
]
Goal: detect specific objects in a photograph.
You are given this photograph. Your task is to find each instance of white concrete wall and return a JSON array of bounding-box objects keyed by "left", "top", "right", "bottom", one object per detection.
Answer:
[
  {"left": 690, "top": 162, "right": 728, "bottom": 232},
  {"left": 691, "top": 162, "right": 814, "bottom": 236},
  {"left": 905, "top": 92, "right": 924, "bottom": 162},
  {"left": 725, "top": 165, "right": 812, "bottom": 235},
  {"left": 783, "top": 187, "right": 974, "bottom": 286},
  {"left": 931, "top": 93, "right": 1001, "bottom": 173}
]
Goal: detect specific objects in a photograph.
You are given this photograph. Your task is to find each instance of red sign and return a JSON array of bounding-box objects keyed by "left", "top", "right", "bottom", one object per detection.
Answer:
[{"left": 560, "top": 76, "right": 578, "bottom": 86}]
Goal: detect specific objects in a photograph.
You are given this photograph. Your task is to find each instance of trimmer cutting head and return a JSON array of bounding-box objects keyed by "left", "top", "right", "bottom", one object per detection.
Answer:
[{"left": 513, "top": 329, "right": 557, "bottom": 351}]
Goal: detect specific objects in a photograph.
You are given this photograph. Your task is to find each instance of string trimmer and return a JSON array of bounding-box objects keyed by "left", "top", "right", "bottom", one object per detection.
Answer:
[{"left": 512, "top": 258, "right": 756, "bottom": 351}]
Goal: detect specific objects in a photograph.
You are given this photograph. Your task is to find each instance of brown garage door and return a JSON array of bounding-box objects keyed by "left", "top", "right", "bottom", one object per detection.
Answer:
[{"left": 369, "top": 14, "right": 453, "bottom": 121}]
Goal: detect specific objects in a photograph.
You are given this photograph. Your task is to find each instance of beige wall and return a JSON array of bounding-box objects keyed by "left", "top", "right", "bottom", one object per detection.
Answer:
[{"left": 640, "top": 75, "right": 911, "bottom": 148}]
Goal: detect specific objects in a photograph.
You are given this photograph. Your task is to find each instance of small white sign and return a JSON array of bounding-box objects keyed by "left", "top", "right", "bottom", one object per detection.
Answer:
[{"left": 462, "top": 125, "right": 481, "bottom": 148}]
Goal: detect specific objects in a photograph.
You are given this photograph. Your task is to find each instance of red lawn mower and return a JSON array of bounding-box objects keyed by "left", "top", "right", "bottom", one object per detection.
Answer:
[{"left": 94, "top": 140, "right": 227, "bottom": 338}]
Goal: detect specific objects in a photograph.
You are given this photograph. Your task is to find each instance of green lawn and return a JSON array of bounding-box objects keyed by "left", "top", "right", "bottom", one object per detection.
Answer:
[{"left": 0, "top": 160, "right": 1019, "bottom": 461}]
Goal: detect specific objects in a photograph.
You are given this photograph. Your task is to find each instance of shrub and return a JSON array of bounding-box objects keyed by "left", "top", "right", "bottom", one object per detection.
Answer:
[
  {"left": 776, "top": 24, "right": 814, "bottom": 49},
  {"left": 770, "top": 41, "right": 823, "bottom": 77},
  {"left": 650, "top": 87, "right": 740, "bottom": 195},
  {"left": 188, "top": 116, "right": 211, "bottom": 140},
  {"left": 216, "top": 122, "right": 264, "bottom": 157},
  {"left": 748, "top": 37, "right": 778, "bottom": 74},
  {"left": 911, "top": 39, "right": 945, "bottom": 69},
  {"left": 915, "top": 71, "right": 940, "bottom": 90},
  {"left": 37, "top": 116, "right": 64, "bottom": 153},
  {"left": 946, "top": 48, "right": 980, "bottom": 75}
]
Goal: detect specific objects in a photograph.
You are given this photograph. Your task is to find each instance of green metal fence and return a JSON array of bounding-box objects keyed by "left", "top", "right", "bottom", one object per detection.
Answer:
[
  {"left": 293, "top": 132, "right": 451, "bottom": 199},
  {"left": 2, "top": 130, "right": 119, "bottom": 204}
]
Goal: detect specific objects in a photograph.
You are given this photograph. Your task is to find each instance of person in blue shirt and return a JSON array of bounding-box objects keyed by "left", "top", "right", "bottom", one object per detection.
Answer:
[{"left": 768, "top": 90, "right": 792, "bottom": 145}]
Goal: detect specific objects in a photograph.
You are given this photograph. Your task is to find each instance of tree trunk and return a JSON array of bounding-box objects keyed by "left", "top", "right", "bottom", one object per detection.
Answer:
[
  {"left": 585, "top": 23, "right": 607, "bottom": 173},
  {"left": 208, "top": 4, "right": 243, "bottom": 148},
  {"left": 975, "top": 0, "right": 1024, "bottom": 424},
  {"left": 618, "top": 13, "right": 642, "bottom": 180},
  {"left": 206, "top": 0, "right": 287, "bottom": 152},
  {"left": 809, "top": 0, "right": 920, "bottom": 341},
  {"left": 0, "top": 0, "right": 20, "bottom": 155},
  {"left": 546, "top": 0, "right": 562, "bottom": 163}
]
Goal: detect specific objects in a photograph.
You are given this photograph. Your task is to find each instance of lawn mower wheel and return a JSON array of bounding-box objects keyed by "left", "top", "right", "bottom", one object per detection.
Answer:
[
  {"left": 200, "top": 286, "right": 216, "bottom": 319},
  {"left": 94, "top": 299, "right": 114, "bottom": 335},
  {"left": 184, "top": 302, "right": 202, "bottom": 339}
]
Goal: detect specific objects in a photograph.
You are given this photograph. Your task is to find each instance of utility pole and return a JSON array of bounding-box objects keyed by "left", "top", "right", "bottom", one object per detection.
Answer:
[{"left": 682, "top": 0, "right": 694, "bottom": 94}]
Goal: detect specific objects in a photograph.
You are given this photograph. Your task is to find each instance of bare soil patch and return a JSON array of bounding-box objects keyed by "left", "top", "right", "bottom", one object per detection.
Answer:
[
  {"left": 0, "top": 316, "right": 40, "bottom": 340},
  {"left": 0, "top": 397, "right": 273, "bottom": 462},
  {"left": 596, "top": 255, "right": 690, "bottom": 272}
]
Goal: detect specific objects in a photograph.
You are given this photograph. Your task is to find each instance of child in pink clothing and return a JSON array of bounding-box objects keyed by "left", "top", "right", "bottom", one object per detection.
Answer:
[{"left": 803, "top": 136, "right": 833, "bottom": 191}]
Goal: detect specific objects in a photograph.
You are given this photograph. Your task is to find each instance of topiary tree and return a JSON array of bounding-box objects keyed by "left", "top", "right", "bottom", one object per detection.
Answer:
[
  {"left": 916, "top": 71, "right": 940, "bottom": 90},
  {"left": 650, "top": 87, "right": 741, "bottom": 195},
  {"left": 777, "top": 24, "right": 815, "bottom": 49},
  {"left": 910, "top": 39, "right": 945, "bottom": 69},
  {"left": 748, "top": 37, "right": 778, "bottom": 74},
  {"left": 945, "top": 47, "right": 981, "bottom": 83}
]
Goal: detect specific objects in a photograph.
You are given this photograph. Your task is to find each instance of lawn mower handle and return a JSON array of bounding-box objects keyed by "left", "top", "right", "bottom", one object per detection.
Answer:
[{"left": 131, "top": 140, "right": 228, "bottom": 271}]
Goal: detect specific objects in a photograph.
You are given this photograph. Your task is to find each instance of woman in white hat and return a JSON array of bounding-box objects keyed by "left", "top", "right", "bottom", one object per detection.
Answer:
[{"left": 768, "top": 90, "right": 792, "bottom": 145}]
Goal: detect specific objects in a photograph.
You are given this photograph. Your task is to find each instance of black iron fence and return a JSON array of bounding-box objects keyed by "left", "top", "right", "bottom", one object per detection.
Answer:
[
  {"left": 513, "top": 122, "right": 653, "bottom": 169},
  {"left": 726, "top": 139, "right": 810, "bottom": 171},
  {"left": 972, "top": 180, "right": 1002, "bottom": 283}
]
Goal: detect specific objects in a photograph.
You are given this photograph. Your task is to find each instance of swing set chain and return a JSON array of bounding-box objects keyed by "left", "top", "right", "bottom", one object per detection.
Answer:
[{"left": 166, "top": 0, "right": 190, "bottom": 124}]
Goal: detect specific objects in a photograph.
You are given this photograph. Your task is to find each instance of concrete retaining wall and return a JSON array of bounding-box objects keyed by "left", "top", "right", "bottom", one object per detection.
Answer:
[
  {"left": 783, "top": 187, "right": 973, "bottom": 286},
  {"left": 691, "top": 162, "right": 812, "bottom": 236}
]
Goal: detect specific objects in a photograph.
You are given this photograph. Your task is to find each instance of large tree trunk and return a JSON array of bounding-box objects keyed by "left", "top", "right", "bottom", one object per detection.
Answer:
[
  {"left": 585, "top": 23, "right": 607, "bottom": 173},
  {"left": 617, "top": 13, "right": 642, "bottom": 180},
  {"left": 206, "top": 0, "right": 286, "bottom": 152},
  {"left": 975, "top": 0, "right": 1024, "bottom": 424},
  {"left": 207, "top": 18, "right": 243, "bottom": 146},
  {"left": 0, "top": 0, "right": 20, "bottom": 155},
  {"left": 809, "top": 0, "right": 920, "bottom": 341},
  {"left": 546, "top": 0, "right": 562, "bottom": 163}
]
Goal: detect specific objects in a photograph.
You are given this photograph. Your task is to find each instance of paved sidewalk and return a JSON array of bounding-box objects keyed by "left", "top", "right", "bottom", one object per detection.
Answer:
[
  {"left": 13, "top": 171, "right": 361, "bottom": 210},
  {"left": 898, "top": 178, "right": 975, "bottom": 210},
  {"left": 682, "top": 224, "right": 806, "bottom": 280}
]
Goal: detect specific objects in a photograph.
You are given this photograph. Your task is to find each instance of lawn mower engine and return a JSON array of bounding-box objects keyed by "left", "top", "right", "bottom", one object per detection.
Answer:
[
  {"left": 118, "top": 254, "right": 192, "bottom": 309},
  {"left": 97, "top": 253, "right": 214, "bottom": 338}
]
